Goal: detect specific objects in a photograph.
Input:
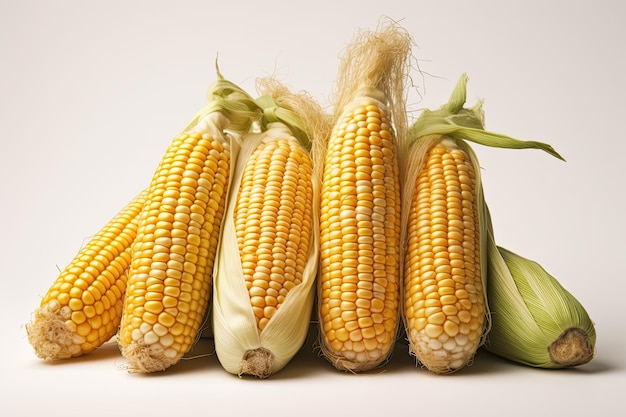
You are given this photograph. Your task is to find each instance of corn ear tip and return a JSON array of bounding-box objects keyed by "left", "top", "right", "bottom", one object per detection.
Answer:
[
  {"left": 319, "top": 339, "right": 394, "bottom": 373},
  {"left": 119, "top": 340, "right": 178, "bottom": 373},
  {"left": 445, "top": 72, "right": 469, "bottom": 113},
  {"left": 26, "top": 301, "right": 80, "bottom": 360},
  {"left": 408, "top": 339, "right": 477, "bottom": 374}
]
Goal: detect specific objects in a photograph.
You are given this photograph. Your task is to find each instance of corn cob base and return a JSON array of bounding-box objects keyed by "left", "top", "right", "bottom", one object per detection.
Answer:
[
  {"left": 548, "top": 328, "right": 594, "bottom": 367},
  {"left": 240, "top": 348, "right": 274, "bottom": 378},
  {"left": 27, "top": 300, "right": 92, "bottom": 359}
]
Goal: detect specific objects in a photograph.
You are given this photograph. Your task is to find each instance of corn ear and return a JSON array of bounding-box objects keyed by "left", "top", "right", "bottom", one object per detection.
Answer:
[
  {"left": 317, "top": 20, "right": 412, "bottom": 372},
  {"left": 26, "top": 189, "right": 147, "bottom": 359},
  {"left": 401, "top": 73, "right": 564, "bottom": 373},
  {"left": 402, "top": 134, "right": 490, "bottom": 373},
  {"left": 212, "top": 81, "right": 329, "bottom": 378},
  {"left": 118, "top": 74, "right": 260, "bottom": 373},
  {"left": 483, "top": 220, "right": 596, "bottom": 367}
]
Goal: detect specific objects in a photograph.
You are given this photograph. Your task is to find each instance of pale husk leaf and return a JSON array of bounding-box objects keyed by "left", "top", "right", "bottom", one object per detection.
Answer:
[
  {"left": 183, "top": 67, "right": 262, "bottom": 136},
  {"left": 481, "top": 205, "right": 553, "bottom": 366}
]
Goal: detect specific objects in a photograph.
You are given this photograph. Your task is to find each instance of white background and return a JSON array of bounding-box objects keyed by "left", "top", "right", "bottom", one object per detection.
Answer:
[{"left": 1, "top": 0, "right": 624, "bottom": 416}]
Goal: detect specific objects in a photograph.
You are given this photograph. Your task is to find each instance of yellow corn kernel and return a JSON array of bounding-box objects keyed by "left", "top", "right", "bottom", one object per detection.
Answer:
[
  {"left": 26, "top": 190, "right": 147, "bottom": 359},
  {"left": 404, "top": 140, "right": 485, "bottom": 373},
  {"left": 319, "top": 101, "right": 401, "bottom": 371},
  {"left": 119, "top": 120, "right": 231, "bottom": 373},
  {"left": 235, "top": 137, "right": 313, "bottom": 331}
]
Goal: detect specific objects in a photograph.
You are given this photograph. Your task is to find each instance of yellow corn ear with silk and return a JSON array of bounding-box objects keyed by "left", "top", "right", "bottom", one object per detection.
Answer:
[
  {"left": 212, "top": 82, "right": 329, "bottom": 378},
  {"left": 401, "top": 73, "right": 565, "bottom": 373},
  {"left": 118, "top": 76, "right": 260, "bottom": 373},
  {"left": 318, "top": 20, "right": 412, "bottom": 372},
  {"left": 26, "top": 189, "right": 147, "bottom": 359}
]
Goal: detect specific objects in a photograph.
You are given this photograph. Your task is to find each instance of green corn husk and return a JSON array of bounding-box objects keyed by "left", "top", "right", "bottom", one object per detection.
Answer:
[{"left": 483, "top": 221, "right": 596, "bottom": 367}]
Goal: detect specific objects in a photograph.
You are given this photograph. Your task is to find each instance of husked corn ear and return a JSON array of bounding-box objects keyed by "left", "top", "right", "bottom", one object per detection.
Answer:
[
  {"left": 319, "top": 102, "right": 401, "bottom": 370},
  {"left": 119, "top": 111, "right": 233, "bottom": 373},
  {"left": 235, "top": 136, "right": 313, "bottom": 331},
  {"left": 317, "top": 20, "right": 411, "bottom": 372},
  {"left": 403, "top": 138, "right": 485, "bottom": 373},
  {"left": 118, "top": 74, "right": 261, "bottom": 373},
  {"left": 26, "top": 190, "right": 147, "bottom": 359}
]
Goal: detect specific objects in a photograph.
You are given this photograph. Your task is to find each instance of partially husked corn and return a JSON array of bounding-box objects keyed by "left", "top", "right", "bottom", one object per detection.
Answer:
[
  {"left": 211, "top": 78, "right": 328, "bottom": 378},
  {"left": 319, "top": 101, "right": 401, "bottom": 369},
  {"left": 404, "top": 139, "right": 485, "bottom": 372},
  {"left": 401, "top": 73, "right": 565, "bottom": 374},
  {"left": 235, "top": 136, "right": 314, "bottom": 331},
  {"left": 26, "top": 190, "right": 147, "bottom": 359},
  {"left": 212, "top": 115, "right": 321, "bottom": 377}
]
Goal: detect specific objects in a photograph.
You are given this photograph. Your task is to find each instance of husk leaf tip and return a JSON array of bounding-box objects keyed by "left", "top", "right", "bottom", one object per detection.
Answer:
[{"left": 409, "top": 73, "right": 566, "bottom": 162}]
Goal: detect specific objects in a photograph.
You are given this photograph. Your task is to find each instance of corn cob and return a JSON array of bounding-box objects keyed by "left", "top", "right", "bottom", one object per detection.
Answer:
[
  {"left": 401, "top": 73, "right": 564, "bottom": 373},
  {"left": 318, "top": 21, "right": 412, "bottom": 372},
  {"left": 26, "top": 189, "right": 147, "bottom": 359},
  {"left": 118, "top": 77, "right": 259, "bottom": 373},
  {"left": 212, "top": 81, "right": 328, "bottom": 378}
]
